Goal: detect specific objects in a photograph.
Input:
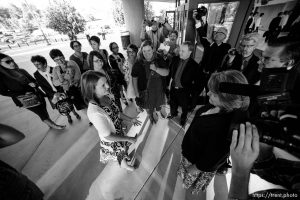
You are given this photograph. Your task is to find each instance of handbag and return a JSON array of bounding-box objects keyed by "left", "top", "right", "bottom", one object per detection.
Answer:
[{"left": 17, "top": 91, "right": 41, "bottom": 108}]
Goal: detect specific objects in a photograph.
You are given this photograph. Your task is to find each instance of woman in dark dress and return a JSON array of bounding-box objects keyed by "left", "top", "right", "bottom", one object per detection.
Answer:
[
  {"left": 108, "top": 42, "right": 127, "bottom": 105},
  {"left": 132, "top": 40, "right": 169, "bottom": 124},
  {"left": 69, "top": 40, "right": 90, "bottom": 73},
  {"left": 0, "top": 53, "right": 65, "bottom": 130},
  {"left": 177, "top": 70, "right": 250, "bottom": 196},
  {"left": 89, "top": 35, "right": 109, "bottom": 66}
]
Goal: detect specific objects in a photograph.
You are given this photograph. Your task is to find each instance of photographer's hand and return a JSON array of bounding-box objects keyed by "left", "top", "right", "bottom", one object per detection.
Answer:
[
  {"left": 231, "top": 122, "right": 259, "bottom": 173},
  {"left": 228, "top": 122, "right": 259, "bottom": 200}
]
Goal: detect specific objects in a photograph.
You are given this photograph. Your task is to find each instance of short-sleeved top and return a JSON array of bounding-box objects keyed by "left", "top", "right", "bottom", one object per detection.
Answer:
[
  {"left": 87, "top": 102, "right": 115, "bottom": 142},
  {"left": 131, "top": 56, "right": 167, "bottom": 92}
]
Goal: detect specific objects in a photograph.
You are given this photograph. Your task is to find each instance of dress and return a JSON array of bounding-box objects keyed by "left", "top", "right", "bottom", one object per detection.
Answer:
[
  {"left": 178, "top": 105, "right": 238, "bottom": 193},
  {"left": 131, "top": 56, "right": 167, "bottom": 111},
  {"left": 87, "top": 97, "right": 130, "bottom": 164},
  {"left": 123, "top": 60, "right": 136, "bottom": 99}
]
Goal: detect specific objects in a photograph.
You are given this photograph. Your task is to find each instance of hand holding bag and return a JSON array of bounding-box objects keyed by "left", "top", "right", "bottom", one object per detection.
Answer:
[{"left": 17, "top": 89, "right": 41, "bottom": 108}]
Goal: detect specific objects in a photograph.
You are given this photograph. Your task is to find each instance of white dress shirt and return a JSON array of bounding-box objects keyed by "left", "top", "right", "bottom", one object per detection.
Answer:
[{"left": 38, "top": 67, "right": 57, "bottom": 92}]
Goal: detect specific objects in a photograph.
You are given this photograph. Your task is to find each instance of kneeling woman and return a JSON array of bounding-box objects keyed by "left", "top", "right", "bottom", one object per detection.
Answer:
[
  {"left": 178, "top": 70, "right": 250, "bottom": 195},
  {"left": 81, "top": 71, "right": 141, "bottom": 171}
]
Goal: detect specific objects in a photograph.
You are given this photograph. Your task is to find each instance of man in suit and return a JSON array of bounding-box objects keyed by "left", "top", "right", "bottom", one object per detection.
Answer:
[
  {"left": 31, "top": 55, "right": 63, "bottom": 108},
  {"left": 239, "top": 33, "right": 261, "bottom": 85},
  {"left": 168, "top": 41, "right": 205, "bottom": 126}
]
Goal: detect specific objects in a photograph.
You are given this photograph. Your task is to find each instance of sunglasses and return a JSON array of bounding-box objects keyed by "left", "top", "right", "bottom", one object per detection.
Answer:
[{"left": 1, "top": 59, "right": 14, "bottom": 64}]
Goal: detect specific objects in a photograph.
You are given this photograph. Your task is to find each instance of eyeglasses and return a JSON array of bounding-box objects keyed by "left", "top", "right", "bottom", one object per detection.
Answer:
[
  {"left": 112, "top": 46, "right": 119, "bottom": 49},
  {"left": 53, "top": 57, "right": 64, "bottom": 62},
  {"left": 1, "top": 58, "right": 14, "bottom": 64},
  {"left": 240, "top": 44, "right": 255, "bottom": 49},
  {"left": 93, "top": 59, "right": 103, "bottom": 63},
  {"left": 73, "top": 45, "right": 81, "bottom": 48}
]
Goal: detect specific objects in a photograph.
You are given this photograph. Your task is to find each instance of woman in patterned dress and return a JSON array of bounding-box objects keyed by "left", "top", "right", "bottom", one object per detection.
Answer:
[
  {"left": 81, "top": 71, "right": 141, "bottom": 171},
  {"left": 177, "top": 70, "right": 250, "bottom": 196},
  {"left": 89, "top": 51, "right": 123, "bottom": 111}
]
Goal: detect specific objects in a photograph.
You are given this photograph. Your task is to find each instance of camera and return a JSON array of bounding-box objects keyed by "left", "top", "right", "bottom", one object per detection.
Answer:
[
  {"left": 195, "top": 6, "right": 208, "bottom": 20},
  {"left": 220, "top": 66, "right": 300, "bottom": 156}
]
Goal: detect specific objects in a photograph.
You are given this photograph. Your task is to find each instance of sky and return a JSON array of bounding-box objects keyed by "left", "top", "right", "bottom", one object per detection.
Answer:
[
  {"left": 1, "top": 0, "right": 175, "bottom": 27},
  {"left": 2, "top": 0, "right": 113, "bottom": 19}
]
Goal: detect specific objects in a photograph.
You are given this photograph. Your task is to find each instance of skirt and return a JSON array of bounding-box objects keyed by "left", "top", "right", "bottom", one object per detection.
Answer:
[
  {"left": 99, "top": 139, "right": 131, "bottom": 165},
  {"left": 177, "top": 155, "right": 216, "bottom": 194}
]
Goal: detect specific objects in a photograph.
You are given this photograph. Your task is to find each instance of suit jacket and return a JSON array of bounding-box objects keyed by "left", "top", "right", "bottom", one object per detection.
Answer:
[
  {"left": 219, "top": 53, "right": 243, "bottom": 72},
  {"left": 242, "top": 54, "right": 261, "bottom": 85},
  {"left": 34, "top": 69, "right": 63, "bottom": 109},
  {"left": 170, "top": 56, "right": 205, "bottom": 102}
]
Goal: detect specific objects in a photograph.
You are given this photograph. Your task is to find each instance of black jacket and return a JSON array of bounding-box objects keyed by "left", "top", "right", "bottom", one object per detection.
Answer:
[
  {"left": 219, "top": 53, "right": 243, "bottom": 72},
  {"left": 242, "top": 54, "right": 261, "bottom": 85},
  {"left": 196, "top": 25, "right": 231, "bottom": 73},
  {"left": 170, "top": 56, "right": 205, "bottom": 102},
  {"left": 181, "top": 105, "right": 235, "bottom": 172},
  {"left": 0, "top": 69, "right": 38, "bottom": 107},
  {"left": 34, "top": 69, "right": 63, "bottom": 99}
]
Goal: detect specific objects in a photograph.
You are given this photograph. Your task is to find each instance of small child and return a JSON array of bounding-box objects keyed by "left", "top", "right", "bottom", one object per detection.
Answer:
[{"left": 52, "top": 92, "right": 81, "bottom": 124}]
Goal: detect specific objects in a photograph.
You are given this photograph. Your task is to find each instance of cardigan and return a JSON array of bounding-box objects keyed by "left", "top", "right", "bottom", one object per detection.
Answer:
[{"left": 181, "top": 105, "right": 235, "bottom": 172}]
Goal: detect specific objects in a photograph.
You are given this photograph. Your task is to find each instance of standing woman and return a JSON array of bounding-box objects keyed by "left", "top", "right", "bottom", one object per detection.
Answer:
[
  {"left": 89, "top": 51, "right": 123, "bottom": 111},
  {"left": 123, "top": 44, "right": 141, "bottom": 111},
  {"left": 177, "top": 70, "right": 250, "bottom": 197},
  {"left": 81, "top": 71, "right": 141, "bottom": 171},
  {"left": 132, "top": 40, "right": 169, "bottom": 124},
  {"left": 69, "top": 41, "right": 90, "bottom": 73},
  {"left": 89, "top": 36, "right": 109, "bottom": 66},
  {"left": 108, "top": 42, "right": 127, "bottom": 105},
  {"left": 0, "top": 53, "right": 65, "bottom": 129}
]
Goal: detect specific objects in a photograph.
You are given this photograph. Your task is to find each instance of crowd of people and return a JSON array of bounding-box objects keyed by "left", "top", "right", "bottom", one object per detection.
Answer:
[{"left": 1, "top": 8, "right": 300, "bottom": 199}]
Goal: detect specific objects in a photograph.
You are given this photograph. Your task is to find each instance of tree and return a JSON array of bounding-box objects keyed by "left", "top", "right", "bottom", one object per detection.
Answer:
[
  {"left": 46, "top": 0, "right": 86, "bottom": 40},
  {"left": 144, "top": 0, "right": 154, "bottom": 20},
  {"left": 112, "top": 0, "right": 125, "bottom": 27}
]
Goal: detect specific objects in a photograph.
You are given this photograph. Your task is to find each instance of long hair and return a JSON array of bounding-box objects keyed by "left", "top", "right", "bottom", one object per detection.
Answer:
[
  {"left": 0, "top": 53, "right": 29, "bottom": 85},
  {"left": 80, "top": 70, "right": 107, "bottom": 105},
  {"left": 208, "top": 70, "right": 250, "bottom": 112},
  {"left": 137, "top": 40, "right": 155, "bottom": 61},
  {"left": 88, "top": 51, "right": 109, "bottom": 71}
]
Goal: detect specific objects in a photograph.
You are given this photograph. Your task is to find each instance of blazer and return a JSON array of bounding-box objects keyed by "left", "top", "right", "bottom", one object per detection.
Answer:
[
  {"left": 242, "top": 54, "right": 261, "bottom": 85},
  {"left": 170, "top": 56, "right": 205, "bottom": 101},
  {"left": 218, "top": 53, "right": 243, "bottom": 72},
  {"left": 34, "top": 69, "right": 63, "bottom": 100}
]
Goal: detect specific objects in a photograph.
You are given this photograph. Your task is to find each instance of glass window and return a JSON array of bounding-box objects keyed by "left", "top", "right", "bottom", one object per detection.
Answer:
[{"left": 197, "top": 2, "right": 240, "bottom": 43}]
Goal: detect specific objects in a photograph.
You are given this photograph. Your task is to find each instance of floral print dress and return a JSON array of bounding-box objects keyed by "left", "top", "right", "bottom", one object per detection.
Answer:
[{"left": 98, "top": 97, "right": 131, "bottom": 164}]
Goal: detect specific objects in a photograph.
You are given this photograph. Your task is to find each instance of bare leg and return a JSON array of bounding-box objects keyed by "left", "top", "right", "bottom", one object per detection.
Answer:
[
  {"left": 72, "top": 108, "right": 81, "bottom": 120},
  {"left": 120, "top": 158, "right": 134, "bottom": 171},
  {"left": 43, "top": 119, "right": 65, "bottom": 129},
  {"left": 66, "top": 114, "right": 73, "bottom": 124},
  {"left": 213, "top": 174, "right": 228, "bottom": 200}
]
